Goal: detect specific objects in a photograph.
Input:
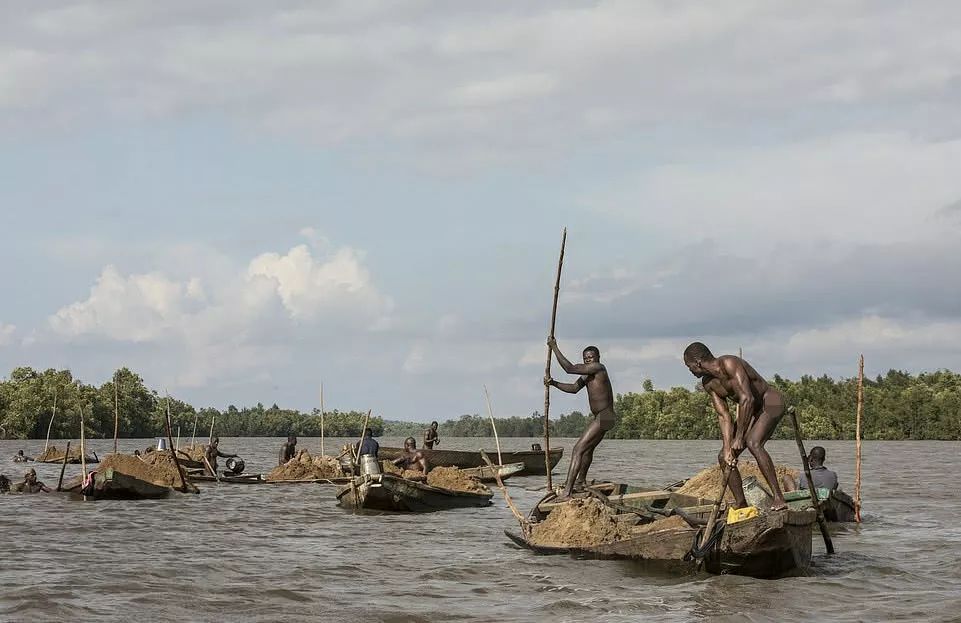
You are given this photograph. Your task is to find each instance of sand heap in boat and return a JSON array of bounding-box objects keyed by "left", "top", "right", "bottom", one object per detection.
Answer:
[
  {"left": 179, "top": 445, "right": 207, "bottom": 462},
  {"left": 675, "top": 462, "right": 799, "bottom": 501},
  {"left": 529, "top": 498, "right": 634, "bottom": 547},
  {"left": 380, "top": 461, "right": 428, "bottom": 480},
  {"left": 266, "top": 450, "right": 343, "bottom": 481},
  {"left": 425, "top": 467, "right": 490, "bottom": 494},
  {"left": 35, "top": 444, "right": 96, "bottom": 463},
  {"left": 97, "top": 453, "right": 187, "bottom": 488},
  {"left": 631, "top": 514, "right": 691, "bottom": 535}
]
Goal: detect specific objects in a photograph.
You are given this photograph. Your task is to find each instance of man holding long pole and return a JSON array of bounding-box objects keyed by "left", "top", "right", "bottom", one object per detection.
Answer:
[{"left": 544, "top": 339, "right": 616, "bottom": 499}]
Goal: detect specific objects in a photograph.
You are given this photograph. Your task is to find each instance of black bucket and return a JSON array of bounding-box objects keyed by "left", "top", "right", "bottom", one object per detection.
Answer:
[{"left": 225, "top": 457, "right": 245, "bottom": 475}]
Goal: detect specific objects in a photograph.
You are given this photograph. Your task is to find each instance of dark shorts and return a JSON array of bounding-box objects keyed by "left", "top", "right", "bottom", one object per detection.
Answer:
[{"left": 594, "top": 407, "right": 616, "bottom": 432}]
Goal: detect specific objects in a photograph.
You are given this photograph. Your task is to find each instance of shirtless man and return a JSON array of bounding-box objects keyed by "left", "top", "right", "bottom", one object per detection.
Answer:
[
  {"left": 683, "top": 342, "right": 787, "bottom": 511},
  {"left": 544, "top": 338, "right": 616, "bottom": 499},
  {"left": 423, "top": 421, "right": 440, "bottom": 449},
  {"left": 279, "top": 435, "right": 297, "bottom": 466},
  {"left": 13, "top": 450, "right": 33, "bottom": 463},
  {"left": 204, "top": 437, "right": 237, "bottom": 476},
  {"left": 14, "top": 468, "right": 50, "bottom": 493},
  {"left": 392, "top": 437, "right": 429, "bottom": 474}
]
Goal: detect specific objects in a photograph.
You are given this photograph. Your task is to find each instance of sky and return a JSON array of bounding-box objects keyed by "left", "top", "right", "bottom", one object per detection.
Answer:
[{"left": 2, "top": 1, "right": 961, "bottom": 421}]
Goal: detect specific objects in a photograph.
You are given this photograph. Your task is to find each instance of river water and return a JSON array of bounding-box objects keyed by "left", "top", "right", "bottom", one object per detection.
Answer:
[{"left": 1, "top": 437, "right": 958, "bottom": 622}]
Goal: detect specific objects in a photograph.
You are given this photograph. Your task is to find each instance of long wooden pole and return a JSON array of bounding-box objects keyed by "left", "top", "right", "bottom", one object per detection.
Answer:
[
  {"left": 44, "top": 388, "right": 58, "bottom": 453},
  {"left": 208, "top": 414, "right": 216, "bottom": 444},
  {"left": 190, "top": 414, "right": 198, "bottom": 448},
  {"left": 353, "top": 410, "right": 372, "bottom": 463},
  {"left": 855, "top": 354, "right": 864, "bottom": 523},
  {"left": 543, "top": 228, "right": 567, "bottom": 491},
  {"left": 165, "top": 392, "right": 191, "bottom": 493},
  {"left": 483, "top": 385, "right": 503, "bottom": 466},
  {"left": 79, "top": 403, "right": 88, "bottom": 482},
  {"left": 320, "top": 382, "right": 326, "bottom": 457},
  {"left": 789, "top": 407, "right": 835, "bottom": 554},
  {"left": 113, "top": 373, "right": 120, "bottom": 454},
  {"left": 56, "top": 441, "right": 71, "bottom": 491},
  {"left": 695, "top": 461, "right": 734, "bottom": 570}
]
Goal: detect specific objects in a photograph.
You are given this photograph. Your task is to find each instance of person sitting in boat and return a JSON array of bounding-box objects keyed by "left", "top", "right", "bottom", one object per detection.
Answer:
[
  {"left": 13, "top": 450, "right": 33, "bottom": 463},
  {"left": 392, "top": 437, "right": 429, "bottom": 474},
  {"left": 796, "top": 446, "right": 838, "bottom": 491},
  {"left": 13, "top": 468, "right": 51, "bottom": 493},
  {"left": 683, "top": 342, "right": 788, "bottom": 511},
  {"left": 356, "top": 427, "right": 379, "bottom": 458},
  {"left": 279, "top": 435, "right": 297, "bottom": 465},
  {"left": 424, "top": 421, "right": 440, "bottom": 449},
  {"left": 544, "top": 338, "right": 617, "bottom": 500},
  {"left": 204, "top": 437, "right": 238, "bottom": 476}
]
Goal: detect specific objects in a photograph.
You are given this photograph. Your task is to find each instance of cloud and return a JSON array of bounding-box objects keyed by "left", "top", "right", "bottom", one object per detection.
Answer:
[
  {"left": 45, "top": 238, "right": 392, "bottom": 386},
  {"left": 0, "top": 323, "right": 15, "bottom": 346}
]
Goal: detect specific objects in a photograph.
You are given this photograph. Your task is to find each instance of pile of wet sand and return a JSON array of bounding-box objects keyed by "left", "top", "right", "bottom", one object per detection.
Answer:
[
  {"left": 97, "top": 454, "right": 186, "bottom": 488},
  {"left": 35, "top": 445, "right": 92, "bottom": 463},
  {"left": 425, "top": 467, "right": 490, "bottom": 494},
  {"left": 631, "top": 514, "right": 692, "bottom": 535},
  {"left": 380, "top": 461, "right": 426, "bottom": 480},
  {"left": 675, "top": 462, "right": 799, "bottom": 501},
  {"left": 266, "top": 450, "right": 343, "bottom": 481},
  {"left": 529, "top": 498, "right": 634, "bottom": 547}
]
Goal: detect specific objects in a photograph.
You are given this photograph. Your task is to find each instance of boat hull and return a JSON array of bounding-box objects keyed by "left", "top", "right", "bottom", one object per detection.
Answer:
[
  {"left": 337, "top": 473, "right": 493, "bottom": 512},
  {"left": 377, "top": 448, "right": 562, "bottom": 476}
]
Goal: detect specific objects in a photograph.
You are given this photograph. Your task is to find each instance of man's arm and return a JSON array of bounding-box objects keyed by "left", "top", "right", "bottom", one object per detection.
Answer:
[
  {"left": 710, "top": 390, "right": 737, "bottom": 466},
  {"left": 39, "top": 482, "right": 52, "bottom": 493},
  {"left": 545, "top": 375, "right": 586, "bottom": 394},
  {"left": 279, "top": 446, "right": 287, "bottom": 466},
  {"left": 217, "top": 449, "right": 238, "bottom": 458},
  {"left": 727, "top": 361, "right": 756, "bottom": 452},
  {"left": 548, "top": 338, "right": 604, "bottom": 375}
]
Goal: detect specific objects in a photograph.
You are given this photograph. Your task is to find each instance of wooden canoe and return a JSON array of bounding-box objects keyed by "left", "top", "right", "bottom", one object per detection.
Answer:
[
  {"left": 188, "top": 473, "right": 267, "bottom": 484},
  {"left": 377, "top": 447, "right": 562, "bottom": 475},
  {"left": 64, "top": 468, "right": 173, "bottom": 500},
  {"left": 508, "top": 481, "right": 816, "bottom": 578},
  {"left": 459, "top": 462, "right": 525, "bottom": 483},
  {"left": 336, "top": 473, "right": 493, "bottom": 512},
  {"left": 785, "top": 487, "right": 857, "bottom": 522}
]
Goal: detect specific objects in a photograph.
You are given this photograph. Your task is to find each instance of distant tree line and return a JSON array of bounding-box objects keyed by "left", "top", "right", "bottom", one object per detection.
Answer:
[{"left": 1, "top": 366, "right": 959, "bottom": 441}]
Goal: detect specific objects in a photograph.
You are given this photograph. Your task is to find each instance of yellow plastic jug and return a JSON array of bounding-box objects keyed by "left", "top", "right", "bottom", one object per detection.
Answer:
[{"left": 727, "top": 505, "right": 759, "bottom": 524}]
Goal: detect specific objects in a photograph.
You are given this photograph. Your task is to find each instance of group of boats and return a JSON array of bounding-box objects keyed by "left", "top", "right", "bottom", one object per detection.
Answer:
[{"left": 19, "top": 441, "right": 857, "bottom": 579}]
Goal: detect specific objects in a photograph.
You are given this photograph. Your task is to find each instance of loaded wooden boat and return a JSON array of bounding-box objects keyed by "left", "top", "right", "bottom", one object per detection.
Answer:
[
  {"left": 188, "top": 472, "right": 267, "bottom": 484},
  {"left": 785, "top": 487, "right": 856, "bottom": 522},
  {"left": 505, "top": 482, "right": 816, "bottom": 578},
  {"left": 336, "top": 473, "right": 493, "bottom": 512},
  {"left": 63, "top": 468, "right": 173, "bottom": 500},
  {"left": 377, "top": 447, "right": 562, "bottom": 476}
]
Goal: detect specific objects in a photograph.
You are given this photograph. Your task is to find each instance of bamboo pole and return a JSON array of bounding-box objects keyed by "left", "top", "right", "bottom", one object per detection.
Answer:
[
  {"left": 44, "top": 388, "right": 58, "bottom": 453},
  {"left": 165, "top": 392, "right": 192, "bottom": 493},
  {"left": 543, "top": 228, "right": 567, "bottom": 491},
  {"left": 208, "top": 414, "right": 216, "bottom": 444},
  {"left": 56, "top": 441, "right": 72, "bottom": 492},
  {"left": 320, "top": 382, "right": 326, "bottom": 457},
  {"left": 113, "top": 372, "right": 120, "bottom": 454},
  {"left": 789, "top": 407, "right": 835, "bottom": 554},
  {"left": 354, "top": 410, "right": 372, "bottom": 460},
  {"left": 79, "top": 403, "right": 88, "bottom": 482},
  {"left": 855, "top": 354, "right": 864, "bottom": 523},
  {"left": 695, "top": 461, "right": 734, "bottom": 570},
  {"left": 481, "top": 450, "right": 528, "bottom": 533},
  {"left": 190, "top": 414, "right": 198, "bottom": 448},
  {"left": 483, "top": 385, "right": 503, "bottom": 466},
  {"left": 176, "top": 426, "right": 181, "bottom": 451}
]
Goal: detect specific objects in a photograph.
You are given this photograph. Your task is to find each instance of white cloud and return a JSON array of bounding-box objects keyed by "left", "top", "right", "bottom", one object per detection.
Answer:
[
  {"left": 784, "top": 315, "right": 961, "bottom": 362},
  {"left": 0, "top": 323, "right": 15, "bottom": 346}
]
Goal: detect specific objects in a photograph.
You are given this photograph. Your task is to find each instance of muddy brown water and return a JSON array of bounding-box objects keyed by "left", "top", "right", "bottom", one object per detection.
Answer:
[{"left": 1, "top": 437, "right": 958, "bottom": 622}]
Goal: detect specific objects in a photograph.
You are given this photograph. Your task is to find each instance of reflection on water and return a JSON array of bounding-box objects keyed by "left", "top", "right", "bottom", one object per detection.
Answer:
[{"left": 1, "top": 437, "right": 959, "bottom": 622}]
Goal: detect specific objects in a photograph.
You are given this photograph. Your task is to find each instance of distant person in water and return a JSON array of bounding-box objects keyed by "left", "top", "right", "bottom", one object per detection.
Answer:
[
  {"left": 279, "top": 435, "right": 297, "bottom": 466},
  {"left": 683, "top": 342, "right": 788, "bottom": 511},
  {"left": 204, "top": 437, "right": 237, "bottom": 476},
  {"left": 13, "top": 450, "right": 32, "bottom": 462},
  {"left": 14, "top": 468, "right": 50, "bottom": 493},
  {"left": 393, "top": 437, "right": 429, "bottom": 474},
  {"left": 544, "top": 338, "right": 617, "bottom": 499},
  {"left": 356, "top": 428, "right": 379, "bottom": 458},
  {"left": 424, "top": 421, "right": 440, "bottom": 449},
  {"left": 797, "top": 446, "right": 839, "bottom": 491}
]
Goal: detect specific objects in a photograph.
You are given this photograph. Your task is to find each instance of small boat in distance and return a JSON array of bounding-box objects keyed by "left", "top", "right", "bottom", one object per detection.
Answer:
[{"left": 337, "top": 473, "right": 493, "bottom": 512}]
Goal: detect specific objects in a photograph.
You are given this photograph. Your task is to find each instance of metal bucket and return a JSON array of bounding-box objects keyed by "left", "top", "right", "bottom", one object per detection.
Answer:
[
  {"left": 155, "top": 438, "right": 168, "bottom": 451},
  {"left": 742, "top": 475, "right": 774, "bottom": 509},
  {"left": 359, "top": 454, "right": 381, "bottom": 476},
  {"left": 225, "top": 457, "right": 245, "bottom": 475}
]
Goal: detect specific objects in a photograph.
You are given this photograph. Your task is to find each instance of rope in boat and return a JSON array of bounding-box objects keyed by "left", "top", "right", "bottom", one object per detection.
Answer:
[{"left": 684, "top": 520, "right": 726, "bottom": 562}]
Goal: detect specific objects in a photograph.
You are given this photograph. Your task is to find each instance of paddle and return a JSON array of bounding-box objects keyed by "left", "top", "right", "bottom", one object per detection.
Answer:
[
  {"left": 789, "top": 407, "right": 835, "bottom": 554},
  {"left": 542, "top": 228, "right": 567, "bottom": 491}
]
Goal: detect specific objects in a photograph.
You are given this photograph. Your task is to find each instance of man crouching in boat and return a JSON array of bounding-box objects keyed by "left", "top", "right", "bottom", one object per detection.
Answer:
[
  {"left": 544, "top": 338, "right": 616, "bottom": 500},
  {"left": 392, "top": 437, "right": 429, "bottom": 474},
  {"left": 683, "top": 342, "right": 787, "bottom": 511}
]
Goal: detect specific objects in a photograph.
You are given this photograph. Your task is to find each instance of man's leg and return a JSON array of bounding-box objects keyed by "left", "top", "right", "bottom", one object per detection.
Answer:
[
  {"left": 745, "top": 396, "right": 787, "bottom": 509},
  {"left": 562, "top": 419, "right": 604, "bottom": 498}
]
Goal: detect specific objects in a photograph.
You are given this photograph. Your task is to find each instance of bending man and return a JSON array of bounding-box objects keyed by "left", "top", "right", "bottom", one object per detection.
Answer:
[
  {"left": 545, "top": 338, "right": 616, "bottom": 499},
  {"left": 683, "top": 342, "right": 787, "bottom": 511}
]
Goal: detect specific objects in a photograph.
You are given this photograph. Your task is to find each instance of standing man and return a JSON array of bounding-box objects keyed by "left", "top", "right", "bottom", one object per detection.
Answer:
[
  {"left": 205, "top": 437, "right": 237, "bottom": 476},
  {"left": 424, "top": 421, "right": 440, "bottom": 449},
  {"left": 279, "top": 435, "right": 297, "bottom": 466},
  {"left": 683, "top": 342, "right": 787, "bottom": 511},
  {"left": 544, "top": 338, "right": 616, "bottom": 499},
  {"left": 356, "top": 428, "right": 379, "bottom": 458}
]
